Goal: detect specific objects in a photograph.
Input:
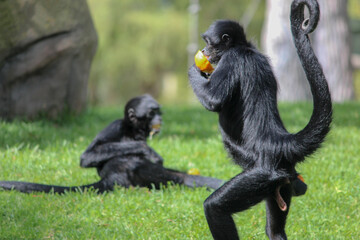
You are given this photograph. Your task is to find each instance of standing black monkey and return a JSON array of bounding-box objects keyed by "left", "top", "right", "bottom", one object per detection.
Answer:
[
  {"left": 188, "top": 0, "right": 332, "bottom": 239},
  {"left": 0, "top": 94, "right": 223, "bottom": 194}
]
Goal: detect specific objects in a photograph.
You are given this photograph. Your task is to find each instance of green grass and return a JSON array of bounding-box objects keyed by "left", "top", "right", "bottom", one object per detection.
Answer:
[{"left": 0, "top": 103, "right": 359, "bottom": 239}]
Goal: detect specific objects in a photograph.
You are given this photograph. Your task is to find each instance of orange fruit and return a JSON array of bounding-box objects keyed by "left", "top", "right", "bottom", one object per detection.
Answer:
[
  {"left": 194, "top": 50, "right": 214, "bottom": 73},
  {"left": 187, "top": 168, "right": 200, "bottom": 175},
  {"left": 297, "top": 174, "right": 305, "bottom": 182}
]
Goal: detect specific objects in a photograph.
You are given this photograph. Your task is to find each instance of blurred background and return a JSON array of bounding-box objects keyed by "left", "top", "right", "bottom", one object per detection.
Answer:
[
  {"left": 0, "top": 0, "right": 359, "bottom": 119},
  {"left": 87, "top": 0, "right": 360, "bottom": 106}
]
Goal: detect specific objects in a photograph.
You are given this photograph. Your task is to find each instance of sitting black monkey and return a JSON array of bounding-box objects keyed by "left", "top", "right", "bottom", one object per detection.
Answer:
[
  {"left": 0, "top": 94, "right": 223, "bottom": 194},
  {"left": 188, "top": 0, "right": 332, "bottom": 239}
]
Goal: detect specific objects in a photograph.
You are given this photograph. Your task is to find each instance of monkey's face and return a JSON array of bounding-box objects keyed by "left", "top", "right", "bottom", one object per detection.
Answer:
[
  {"left": 146, "top": 106, "right": 162, "bottom": 139},
  {"left": 201, "top": 20, "right": 247, "bottom": 64},
  {"left": 125, "top": 94, "right": 162, "bottom": 139},
  {"left": 200, "top": 34, "right": 224, "bottom": 64}
]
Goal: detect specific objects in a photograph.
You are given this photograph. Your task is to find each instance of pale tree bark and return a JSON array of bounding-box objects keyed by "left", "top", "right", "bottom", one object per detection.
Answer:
[
  {"left": 313, "top": 0, "right": 354, "bottom": 101},
  {"left": 262, "top": 0, "right": 354, "bottom": 102},
  {"left": 262, "top": 0, "right": 311, "bottom": 101}
]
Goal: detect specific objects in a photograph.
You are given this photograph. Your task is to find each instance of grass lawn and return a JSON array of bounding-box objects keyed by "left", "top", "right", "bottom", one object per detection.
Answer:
[{"left": 0, "top": 102, "right": 359, "bottom": 239}]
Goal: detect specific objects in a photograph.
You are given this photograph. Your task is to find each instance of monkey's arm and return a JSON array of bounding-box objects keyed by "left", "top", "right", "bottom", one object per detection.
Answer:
[
  {"left": 147, "top": 147, "right": 164, "bottom": 165},
  {"left": 80, "top": 141, "right": 153, "bottom": 168},
  {"left": 81, "top": 119, "right": 153, "bottom": 168},
  {"left": 188, "top": 54, "right": 236, "bottom": 112}
]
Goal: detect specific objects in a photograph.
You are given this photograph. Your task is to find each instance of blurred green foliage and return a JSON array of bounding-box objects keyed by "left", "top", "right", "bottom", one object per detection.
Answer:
[
  {"left": 87, "top": 0, "right": 265, "bottom": 106},
  {"left": 349, "top": 0, "right": 360, "bottom": 19},
  {"left": 87, "top": 0, "right": 359, "bottom": 106},
  {"left": 87, "top": 0, "right": 188, "bottom": 105}
]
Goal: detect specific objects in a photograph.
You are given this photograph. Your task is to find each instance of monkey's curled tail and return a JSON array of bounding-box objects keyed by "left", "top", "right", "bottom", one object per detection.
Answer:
[
  {"left": 0, "top": 180, "right": 107, "bottom": 194},
  {"left": 290, "top": 0, "right": 332, "bottom": 162}
]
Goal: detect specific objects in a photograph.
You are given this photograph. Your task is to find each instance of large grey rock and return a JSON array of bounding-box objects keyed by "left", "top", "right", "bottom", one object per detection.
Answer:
[{"left": 0, "top": 0, "right": 97, "bottom": 119}]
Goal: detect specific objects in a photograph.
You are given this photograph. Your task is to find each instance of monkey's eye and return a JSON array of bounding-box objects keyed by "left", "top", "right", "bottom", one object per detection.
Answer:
[
  {"left": 148, "top": 110, "right": 155, "bottom": 118},
  {"left": 147, "top": 107, "right": 161, "bottom": 119},
  {"left": 202, "top": 36, "right": 211, "bottom": 45}
]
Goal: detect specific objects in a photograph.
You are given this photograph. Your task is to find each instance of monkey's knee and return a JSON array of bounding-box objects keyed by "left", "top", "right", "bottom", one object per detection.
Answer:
[
  {"left": 203, "top": 195, "right": 240, "bottom": 239},
  {"left": 203, "top": 195, "right": 225, "bottom": 220}
]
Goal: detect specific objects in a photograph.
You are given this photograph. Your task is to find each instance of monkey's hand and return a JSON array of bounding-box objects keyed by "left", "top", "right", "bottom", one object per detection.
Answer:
[
  {"left": 189, "top": 64, "right": 210, "bottom": 80},
  {"left": 143, "top": 147, "right": 164, "bottom": 165}
]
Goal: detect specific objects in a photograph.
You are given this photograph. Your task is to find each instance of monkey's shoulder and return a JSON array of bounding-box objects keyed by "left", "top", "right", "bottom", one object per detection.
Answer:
[{"left": 95, "top": 119, "right": 124, "bottom": 142}]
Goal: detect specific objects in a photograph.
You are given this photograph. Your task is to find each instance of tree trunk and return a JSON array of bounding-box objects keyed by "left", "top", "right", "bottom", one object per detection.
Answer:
[
  {"left": 314, "top": 0, "right": 354, "bottom": 102},
  {"left": 261, "top": 0, "right": 354, "bottom": 102},
  {"left": 262, "top": 0, "right": 311, "bottom": 101}
]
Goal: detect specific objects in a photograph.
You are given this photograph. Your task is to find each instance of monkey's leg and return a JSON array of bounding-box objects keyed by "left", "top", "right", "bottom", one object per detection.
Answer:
[
  {"left": 265, "top": 184, "right": 292, "bottom": 240},
  {"left": 130, "top": 162, "right": 223, "bottom": 190},
  {"left": 130, "top": 162, "right": 183, "bottom": 189},
  {"left": 203, "top": 169, "right": 284, "bottom": 240},
  {"left": 165, "top": 168, "right": 224, "bottom": 189}
]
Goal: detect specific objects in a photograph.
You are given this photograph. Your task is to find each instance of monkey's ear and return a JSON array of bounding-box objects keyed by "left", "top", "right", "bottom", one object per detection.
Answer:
[
  {"left": 128, "top": 108, "right": 137, "bottom": 123},
  {"left": 222, "top": 34, "right": 230, "bottom": 42}
]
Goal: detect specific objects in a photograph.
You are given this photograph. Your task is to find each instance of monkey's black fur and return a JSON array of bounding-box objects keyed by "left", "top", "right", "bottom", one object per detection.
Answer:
[
  {"left": 0, "top": 95, "right": 223, "bottom": 194},
  {"left": 188, "top": 0, "right": 332, "bottom": 239}
]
